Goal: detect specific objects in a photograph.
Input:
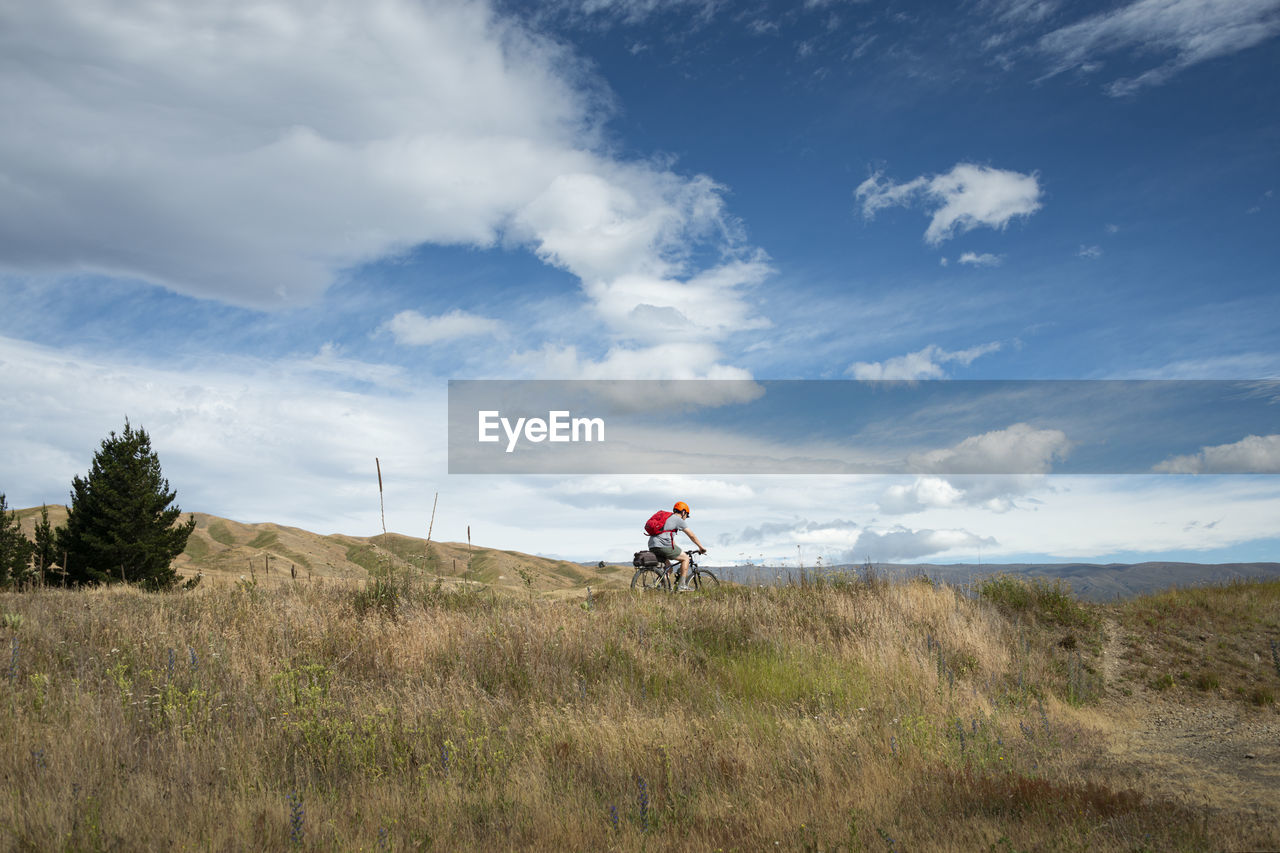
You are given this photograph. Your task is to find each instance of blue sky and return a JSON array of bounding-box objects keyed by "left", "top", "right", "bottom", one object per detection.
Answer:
[{"left": 1, "top": 0, "right": 1278, "bottom": 565}]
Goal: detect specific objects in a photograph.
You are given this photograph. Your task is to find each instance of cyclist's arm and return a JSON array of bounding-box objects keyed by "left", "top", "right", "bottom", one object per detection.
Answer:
[{"left": 682, "top": 528, "right": 706, "bottom": 553}]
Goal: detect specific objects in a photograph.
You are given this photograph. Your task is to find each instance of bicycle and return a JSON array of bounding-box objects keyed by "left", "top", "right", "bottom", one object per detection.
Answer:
[{"left": 630, "top": 550, "right": 719, "bottom": 592}]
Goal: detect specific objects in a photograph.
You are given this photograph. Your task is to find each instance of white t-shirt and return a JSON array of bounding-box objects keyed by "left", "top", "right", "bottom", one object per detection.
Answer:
[{"left": 648, "top": 513, "right": 687, "bottom": 549}]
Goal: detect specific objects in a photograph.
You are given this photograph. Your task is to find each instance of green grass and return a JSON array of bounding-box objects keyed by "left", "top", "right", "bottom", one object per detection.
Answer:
[
  {"left": 183, "top": 535, "right": 211, "bottom": 560},
  {"left": 248, "top": 530, "right": 279, "bottom": 550},
  {"left": 978, "top": 574, "right": 1094, "bottom": 628},
  {"left": 207, "top": 521, "right": 235, "bottom": 546}
]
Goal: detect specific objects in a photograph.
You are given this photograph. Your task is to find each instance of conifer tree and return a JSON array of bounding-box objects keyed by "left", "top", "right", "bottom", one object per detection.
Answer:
[
  {"left": 57, "top": 421, "right": 196, "bottom": 589},
  {"left": 32, "top": 505, "right": 58, "bottom": 581},
  {"left": 0, "top": 493, "right": 34, "bottom": 586}
]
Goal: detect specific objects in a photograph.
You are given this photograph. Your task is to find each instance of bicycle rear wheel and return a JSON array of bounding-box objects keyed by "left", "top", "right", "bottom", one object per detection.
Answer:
[
  {"left": 691, "top": 570, "right": 719, "bottom": 590},
  {"left": 630, "top": 567, "right": 670, "bottom": 592}
]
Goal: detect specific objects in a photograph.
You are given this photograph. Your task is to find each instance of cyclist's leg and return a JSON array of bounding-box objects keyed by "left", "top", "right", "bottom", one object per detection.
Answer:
[
  {"left": 652, "top": 544, "right": 684, "bottom": 582},
  {"left": 675, "top": 551, "right": 691, "bottom": 585}
]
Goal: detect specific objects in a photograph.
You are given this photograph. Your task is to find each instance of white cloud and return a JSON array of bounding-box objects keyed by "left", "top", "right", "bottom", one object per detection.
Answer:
[
  {"left": 1038, "top": 0, "right": 1280, "bottom": 96},
  {"left": 1153, "top": 434, "right": 1280, "bottom": 474},
  {"left": 879, "top": 477, "right": 967, "bottom": 513},
  {"left": 0, "top": 0, "right": 766, "bottom": 380},
  {"left": 515, "top": 341, "right": 755, "bottom": 381},
  {"left": 908, "top": 422, "right": 1072, "bottom": 474},
  {"left": 580, "top": 255, "right": 773, "bottom": 342},
  {"left": 0, "top": 335, "right": 445, "bottom": 533},
  {"left": 0, "top": 0, "right": 595, "bottom": 306},
  {"left": 878, "top": 475, "right": 1047, "bottom": 514},
  {"left": 958, "top": 252, "right": 1004, "bottom": 267},
  {"left": 856, "top": 163, "right": 1042, "bottom": 245},
  {"left": 731, "top": 518, "right": 862, "bottom": 546},
  {"left": 1078, "top": 245, "right": 1103, "bottom": 259},
  {"left": 384, "top": 310, "right": 503, "bottom": 346},
  {"left": 716, "top": 515, "right": 995, "bottom": 562},
  {"left": 842, "top": 526, "right": 998, "bottom": 562},
  {"left": 847, "top": 341, "right": 1001, "bottom": 380},
  {"left": 293, "top": 343, "right": 409, "bottom": 389},
  {"left": 962, "top": 475, "right": 1280, "bottom": 558}
]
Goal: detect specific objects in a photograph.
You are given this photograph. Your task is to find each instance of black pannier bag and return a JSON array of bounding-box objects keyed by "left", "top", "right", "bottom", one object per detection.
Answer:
[{"left": 633, "top": 550, "right": 660, "bottom": 568}]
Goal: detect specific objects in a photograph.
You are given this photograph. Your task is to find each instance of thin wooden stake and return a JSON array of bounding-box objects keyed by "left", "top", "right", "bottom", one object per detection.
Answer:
[
  {"left": 376, "top": 457, "right": 387, "bottom": 539},
  {"left": 425, "top": 490, "right": 438, "bottom": 576}
]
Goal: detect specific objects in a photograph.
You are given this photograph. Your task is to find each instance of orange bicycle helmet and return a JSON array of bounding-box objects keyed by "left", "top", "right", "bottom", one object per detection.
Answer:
[{"left": 673, "top": 501, "right": 690, "bottom": 514}]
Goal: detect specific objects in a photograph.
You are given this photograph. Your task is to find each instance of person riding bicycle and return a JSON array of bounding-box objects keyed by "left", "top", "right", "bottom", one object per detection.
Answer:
[{"left": 649, "top": 501, "right": 706, "bottom": 592}]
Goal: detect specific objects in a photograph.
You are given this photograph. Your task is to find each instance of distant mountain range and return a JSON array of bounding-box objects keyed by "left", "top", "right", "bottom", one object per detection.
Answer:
[{"left": 711, "top": 561, "right": 1280, "bottom": 601}]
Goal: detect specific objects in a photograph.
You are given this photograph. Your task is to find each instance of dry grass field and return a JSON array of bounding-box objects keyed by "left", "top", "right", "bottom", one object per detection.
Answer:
[{"left": 1, "top": 567, "right": 1277, "bottom": 851}]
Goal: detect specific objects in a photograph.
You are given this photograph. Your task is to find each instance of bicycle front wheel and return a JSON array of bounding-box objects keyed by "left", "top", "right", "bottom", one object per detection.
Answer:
[
  {"left": 691, "top": 570, "right": 719, "bottom": 590},
  {"left": 631, "top": 567, "right": 670, "bottom": 592}
]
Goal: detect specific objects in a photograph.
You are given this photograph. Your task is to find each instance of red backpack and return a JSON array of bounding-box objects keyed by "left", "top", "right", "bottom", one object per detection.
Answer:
[{"left": 643, "top": 510, "right": 674, "bottom": 536}]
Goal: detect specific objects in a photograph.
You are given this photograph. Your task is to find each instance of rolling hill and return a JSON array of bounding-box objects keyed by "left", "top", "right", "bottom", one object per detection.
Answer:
[{"left": 12, "top": 506, "right": 632, "bottom": 596}]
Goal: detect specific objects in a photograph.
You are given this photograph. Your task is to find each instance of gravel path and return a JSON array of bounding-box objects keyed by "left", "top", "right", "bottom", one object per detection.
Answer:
[{"left": 1095, "top": 618, "right": 1280, "bottom": 818}]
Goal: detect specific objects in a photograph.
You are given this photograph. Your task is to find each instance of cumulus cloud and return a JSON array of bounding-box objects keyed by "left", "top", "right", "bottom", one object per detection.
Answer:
[
  {"left": 842, "top": 526, "right": 998, "bottom": 562},
  {"left": 383, "top": 310, "right": 503, "bottom": 346},
  {"left": 1153, "top": 434, "right": 1280, "bottom": 474},
  {"left": 580, "top": 255, "right": 773, "bottom": 342},
  {"left": 878, "top": 474, "right": 1046, "bottom": 514},
  {"left": 0, "top": 0, "right": 766, "bottom": 378},
  {"left": 0, "top": 0, "right": 595, "bottom": 305},
  {"left": 718, "top": 517, "right": 998, "bottom": 562},
  {"left": 879, "top": 477, "right": 967, "bottom": 513},
  {"left": 958, "top": 252, "right": 1004, "bottom": 267},
  {"left": 855, "top": 163, "right": 1042, "bottom": 245},
  {"left": 1038, "top": 0, "right": 1280, "bottom": 96},
  {"left": 847, "top": 342, "right": 1001, "bottom": 380},
  {"left": 908, "top": 422, "right": 1071, "bottom": 475}
]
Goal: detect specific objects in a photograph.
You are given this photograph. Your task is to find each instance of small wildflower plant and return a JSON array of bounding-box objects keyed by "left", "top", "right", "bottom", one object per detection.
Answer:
[{"left": 287, "top": 791, "right": 304, "bottom": 847}]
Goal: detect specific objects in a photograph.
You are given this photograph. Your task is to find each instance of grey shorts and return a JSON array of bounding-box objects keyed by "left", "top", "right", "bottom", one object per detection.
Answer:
[{"left": 651, "top": 544, "right": 682, "bottom": 561}]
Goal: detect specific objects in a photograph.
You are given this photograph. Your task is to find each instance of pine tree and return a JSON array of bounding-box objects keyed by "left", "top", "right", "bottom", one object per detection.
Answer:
[
  {"left": 32, "top": 505, "right": 58, "bottom": 582},
  {"left": 0, "top": 493, "right": 34, "bottom": 587},
  {"left": 57, "top": 420, "right": 196, "bottom": 589}
]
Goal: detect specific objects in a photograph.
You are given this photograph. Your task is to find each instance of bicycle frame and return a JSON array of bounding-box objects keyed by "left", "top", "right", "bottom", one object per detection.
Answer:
[{"left": 630, "top": 550, "right": 718, "bottom": 592}]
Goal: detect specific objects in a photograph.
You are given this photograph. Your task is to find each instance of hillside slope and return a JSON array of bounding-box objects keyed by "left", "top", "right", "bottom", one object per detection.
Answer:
[{"left": 14, "top": 506, "right": 630, "bottom": 595}]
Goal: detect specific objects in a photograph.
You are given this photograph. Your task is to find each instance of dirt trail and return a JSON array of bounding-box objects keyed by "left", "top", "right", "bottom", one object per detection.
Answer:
[{"left": 1094, "top": 617, "right": 1280, "bottom": 818}]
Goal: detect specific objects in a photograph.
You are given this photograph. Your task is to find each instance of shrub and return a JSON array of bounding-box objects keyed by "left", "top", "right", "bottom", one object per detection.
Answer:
[{"left": 978, "top": 574, "right": 1092, "bottom": 628}]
